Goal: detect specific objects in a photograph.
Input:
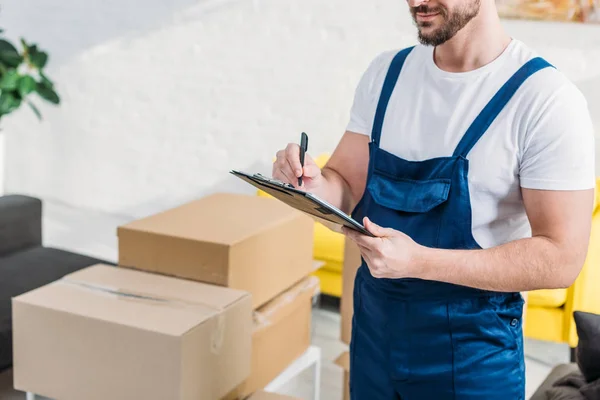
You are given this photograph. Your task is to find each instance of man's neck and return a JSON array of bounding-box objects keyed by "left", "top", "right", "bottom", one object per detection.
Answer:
[{"left": 433, "top": 7, "right": 511, "bottom": 73}]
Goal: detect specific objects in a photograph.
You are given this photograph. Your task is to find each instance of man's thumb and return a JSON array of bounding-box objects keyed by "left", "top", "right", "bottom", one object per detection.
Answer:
[{"left": 364, "top": 217, "right": 387, "bottom": 237}]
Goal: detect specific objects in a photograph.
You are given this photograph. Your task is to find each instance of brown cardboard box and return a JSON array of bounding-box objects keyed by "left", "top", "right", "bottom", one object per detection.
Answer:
[
  {"left": 334, "top": 351, "right": 350, "bottom": 400},
  {"left": 340, "top": 237, "right": 361, "bottom": 344},
  {"left": 224, "top": 276, "right": 319, "bottom": 400},
  {"left": 117, "top": 193, "right": 314, "bottom": 309},
  {"left": 12, "top": 264, "right": 252, "bottom": 400},
  {"left": 248, "top": 390, "right": 301, "bottom": 400}
]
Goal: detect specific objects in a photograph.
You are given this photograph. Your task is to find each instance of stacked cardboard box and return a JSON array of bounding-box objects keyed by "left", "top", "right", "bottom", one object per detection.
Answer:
[
  {"left": 335, "top": 237, "right": 362, "bottom": 400},
  {"left": 117, "top": 193, "right": 315, "bottom": 309},
  {"left": 12, "top": 192, "right": 318, "bottom": 400},
  {"left": 223, "top": 275, "right": 319, "bottom": 400},
  {"left": 13, "top": 265, "right": 253, "bottom": 400}
]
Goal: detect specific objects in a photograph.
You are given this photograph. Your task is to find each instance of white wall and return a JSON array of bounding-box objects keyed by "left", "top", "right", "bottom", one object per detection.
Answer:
[{"left": 2, "top": 0, "right": 600, "bottom": 218}]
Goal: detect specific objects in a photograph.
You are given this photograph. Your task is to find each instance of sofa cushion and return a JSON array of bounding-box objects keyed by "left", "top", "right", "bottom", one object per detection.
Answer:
[
  {"left": 546, "top": 370, "right": 588, "bottom": 400},
  {"left": 530, "top": 363, "right": 581, "bottom": 400},
  {"left": 574, "top": 311, "right": 600, "bottom": 382},
  {"left": 528, "top": 289, "right": 568, "bottom": 308},
  {"left": 0, "top": 246, "right": 108, "bottom": 370}
]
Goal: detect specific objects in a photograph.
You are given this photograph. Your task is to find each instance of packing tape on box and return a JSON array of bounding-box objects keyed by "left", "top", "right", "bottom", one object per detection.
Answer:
[
  {"left": 57, "top": 278, "right": 228, "bottom": 313},
  {"left": 252, "top": 275, "right": 320, "bottom": 331},
  {"left": 56, "top": 278, "right": 228, "bottom": 354}
]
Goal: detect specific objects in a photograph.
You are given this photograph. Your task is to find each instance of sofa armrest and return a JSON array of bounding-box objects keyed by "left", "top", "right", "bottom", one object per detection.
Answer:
[
  {"left": 0, "top": 195, "right": 42, "bottom": 256},
  {"left": 566, "top": 205, "right": 600, "bottom": 347}
]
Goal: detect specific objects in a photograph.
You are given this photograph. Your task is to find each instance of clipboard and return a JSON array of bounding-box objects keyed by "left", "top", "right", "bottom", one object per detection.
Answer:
[{"left": 230, "top": 170, "right": 375, "bottom": 237}]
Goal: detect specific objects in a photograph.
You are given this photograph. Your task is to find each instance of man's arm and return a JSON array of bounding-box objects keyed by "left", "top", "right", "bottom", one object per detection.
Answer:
[
  {"left": 312, "top": 131, "right": 370, "bottom": 214},
  {"left": 417, "top": 187, "right": 595, "bottom": 291}
]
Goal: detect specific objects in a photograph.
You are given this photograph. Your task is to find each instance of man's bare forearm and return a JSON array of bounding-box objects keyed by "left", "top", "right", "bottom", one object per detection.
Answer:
[
  {"left": 313, "top": 167, "right": 356, "bottom": 215},
  {"left": 415, "top": 236, "right": 586, "bottom": 292}
]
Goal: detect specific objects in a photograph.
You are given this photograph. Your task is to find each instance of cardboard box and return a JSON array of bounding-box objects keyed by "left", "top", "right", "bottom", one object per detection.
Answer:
[
  {"left": 340, "top": 237, "right": 361, "bottom": 344},
  {"left": 248, "top": 390, "right": 301, "bottom": 400},
  {"left": 117, "top": 193, "right": 315, "bottom": 309},
  {"left": 335, "top": 351, "right": 350, "bottom": 400},
  {"left": 224, "top": 276, "right": 319, "bottom": 400},
  {"left": 12, "top": 264, "right": 252, "bottom": 400}
]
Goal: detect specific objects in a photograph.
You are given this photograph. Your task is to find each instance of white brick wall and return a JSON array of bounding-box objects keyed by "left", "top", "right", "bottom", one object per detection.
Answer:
[{"left": 2, "top": 0, "right": 599, "bottom": 217}]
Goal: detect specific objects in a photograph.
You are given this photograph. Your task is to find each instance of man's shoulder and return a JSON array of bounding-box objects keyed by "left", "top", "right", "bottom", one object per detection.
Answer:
[
  {"left": 508, "top": 39, "right": 583, "bottom": 103},
  {"left": 498, "top": 39, "right": 589, "bottom": 124},
  {"left": 357, "top": 45, "right": 428, "bottom": 89},
  {"left": 365, "top": 44, "right": 428, "bottom": 70}
]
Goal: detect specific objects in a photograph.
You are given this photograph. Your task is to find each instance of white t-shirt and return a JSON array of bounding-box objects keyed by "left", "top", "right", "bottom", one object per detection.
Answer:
[{"left": 346, "top": 39, "right": 596, "bottom": 249}]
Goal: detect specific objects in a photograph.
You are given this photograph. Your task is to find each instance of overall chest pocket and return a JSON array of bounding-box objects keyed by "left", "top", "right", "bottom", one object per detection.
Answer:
[
  {"left": 367, "top": 171, "right": 451, "bottom": 213},
  {"left": 366, "top": 172, "right": 451, "bottom": 247}
]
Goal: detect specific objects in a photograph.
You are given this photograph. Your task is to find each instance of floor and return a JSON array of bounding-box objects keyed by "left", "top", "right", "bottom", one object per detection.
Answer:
[{"left": 0, "top": 199, "right": 571, "bottom": 399}]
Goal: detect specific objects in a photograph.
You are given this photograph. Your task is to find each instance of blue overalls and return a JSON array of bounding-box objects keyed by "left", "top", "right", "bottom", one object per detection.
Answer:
[{"left": 349, "top": 47, "right": 553, "bottom": 400}]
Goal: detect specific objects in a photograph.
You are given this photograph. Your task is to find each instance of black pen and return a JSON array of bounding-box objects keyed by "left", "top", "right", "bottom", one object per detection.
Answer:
[{"left": 298, "top": 132, "right": 309, "bottom": 187}]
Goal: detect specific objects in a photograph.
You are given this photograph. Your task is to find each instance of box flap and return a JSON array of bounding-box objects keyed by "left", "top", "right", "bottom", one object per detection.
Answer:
[
  {"left": 253, "top": 275, "right": 319, "bottom": 332},
  {"left": 248, "top": 390, "right": 300, "bottom": 400},
  {"left": 13, "top": 264, "right": 250, "bottom": 336},
  {"left": 334, "top": 351, "right": 350, "bottom": 372},
  {"left": 118, "top": 193, "right": 306, "bottom": 245}
]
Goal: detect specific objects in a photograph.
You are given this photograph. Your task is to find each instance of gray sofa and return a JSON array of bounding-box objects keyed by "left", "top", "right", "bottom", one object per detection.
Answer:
[{"left": 0, "top": 194, "right": 110, "bottom": 371}]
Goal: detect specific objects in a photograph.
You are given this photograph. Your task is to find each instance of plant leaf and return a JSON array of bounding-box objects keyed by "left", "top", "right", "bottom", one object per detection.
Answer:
[
  {"left": 0, "top": 39, "right": 23, "bottom": 68},
  {"left": 26, "top": 99, "right": 42, "bottom": 120},
  {"left": 0, "top": 51, "right": 22, "bottom": 68},
  {"left": 0, "top": 90, "right": 22, "bottom": 115},
  {"left": 0, "top": 39, "right": 19, "bottom": 54},
  {"left": 29, "top": 51, "right": 48, "bottom": 69},
  {"left": 18, "top": 75, "right": 36, "bottom": 96},
  {"left": 20, "top": 38, "right": 29, "bottom": 52},
  {"left": 35, "top": 81, "right": 60, "bottom": 104},
  {"left": 0, "top": 70, "right": 20, "bottom": 90},
  {"left": 39, "top": 71, "right": 54, "bottom": 87}
]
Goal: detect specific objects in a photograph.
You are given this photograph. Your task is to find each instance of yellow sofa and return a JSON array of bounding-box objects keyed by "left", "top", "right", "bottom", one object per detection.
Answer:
[
  {"left": 260, "top": 155, "right": 600, "bottom": 350},
  {"left": 524, "top": 179, "right": 600, "bottom": 352}
]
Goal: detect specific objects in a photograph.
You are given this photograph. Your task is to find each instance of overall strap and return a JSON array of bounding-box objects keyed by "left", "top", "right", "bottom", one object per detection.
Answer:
[
  {"left": 452, "top": 57, "right": 554, "bottom": 158},
  {"left": 371, "top": 46, "right": 415, "bottom": 146}
]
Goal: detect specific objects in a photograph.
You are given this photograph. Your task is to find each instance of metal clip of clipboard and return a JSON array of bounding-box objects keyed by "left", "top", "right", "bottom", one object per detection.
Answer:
[{"left": 251, "top": 173, "right": 295, "bottom": 189}]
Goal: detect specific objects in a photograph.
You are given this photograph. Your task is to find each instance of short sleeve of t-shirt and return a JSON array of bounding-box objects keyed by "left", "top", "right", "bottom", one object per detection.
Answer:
[
  {"left": 519, "top": 81, "right": 596, "bottom": 191},
  {"left": 346, "top": 51, "right": 396, "bottom": 136}
]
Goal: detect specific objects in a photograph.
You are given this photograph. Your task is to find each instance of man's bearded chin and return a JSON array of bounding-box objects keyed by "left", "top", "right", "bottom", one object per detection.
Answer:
[{"left": 411, "top": 1, "right": 480, "bottom": 46}]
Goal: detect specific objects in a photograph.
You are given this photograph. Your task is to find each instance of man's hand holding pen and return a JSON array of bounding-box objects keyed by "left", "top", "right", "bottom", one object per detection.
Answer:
[{"left": 272, "top": 133, "right": 323, "bottom": 191}]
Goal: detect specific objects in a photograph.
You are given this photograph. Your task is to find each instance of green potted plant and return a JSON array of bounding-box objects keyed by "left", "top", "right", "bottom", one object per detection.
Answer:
[
  {"left": 0, "top": 28, "right": 60, "bottom": 121},
  {"left": 0, "top": 28, "right": 59, "bottom": 194}
]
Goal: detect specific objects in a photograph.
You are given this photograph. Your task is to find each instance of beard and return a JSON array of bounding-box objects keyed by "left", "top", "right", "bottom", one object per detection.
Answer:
[{"left": 410, "top": 0, "right": 481, "bottom": 46}]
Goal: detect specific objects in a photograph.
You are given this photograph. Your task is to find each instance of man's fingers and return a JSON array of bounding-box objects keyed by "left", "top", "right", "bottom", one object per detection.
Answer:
[
  {"left": 364, "top": 217, "right": 392, "bottom": 237},
  {"left": 356, "top": 242, "right": 373, "bottom": 258},
  {"left": 272, "top": 157, "right": 296, "bottom": 185},
  {"left": 278, "top": 167, "right": 296, "bottom": 184},
  {"left": 285, "top": 143, "right": 303, "bottom": 177},
  {"left": 285, "top": 157, "right": 301, "bottom": 184},
  {"left": 343, "top": 226, "right": 378, "bottom": 249}
]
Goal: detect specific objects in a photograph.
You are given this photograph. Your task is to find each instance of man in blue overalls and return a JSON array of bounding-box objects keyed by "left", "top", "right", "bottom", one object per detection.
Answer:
[{"left": 272, "top": 0, "right": 596, "bottom": 397}]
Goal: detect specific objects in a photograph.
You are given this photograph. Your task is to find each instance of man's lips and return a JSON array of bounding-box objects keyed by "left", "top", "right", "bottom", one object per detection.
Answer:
[{"left": 416, "top": 11, "right": 440, "bottom": 21}]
